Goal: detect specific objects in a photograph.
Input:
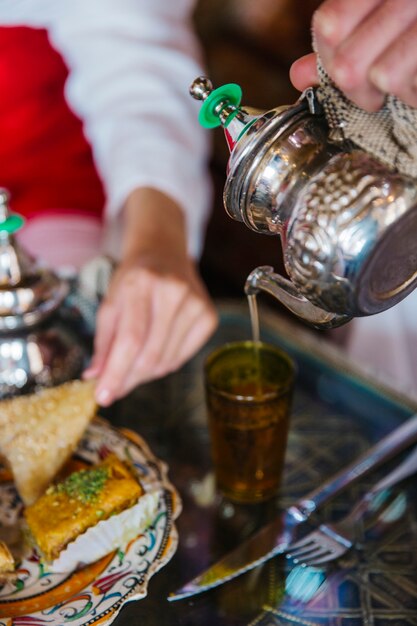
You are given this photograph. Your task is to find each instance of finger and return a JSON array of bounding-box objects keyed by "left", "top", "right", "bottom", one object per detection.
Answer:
[
  {"left": 125, "top": 280, "right": 188, "bottom": 377},
  {"left": 164, "top": 304, "right": 217, "bottom": 371},
  {"left": 328, "top": 0, "right": 417, "bottom": 89},
  {"left": 100, "top": 277, "right": 190, "bottom": 401},
  {"left": 154, "top": 296, "right": 217, "bottom": 376},
  {"left": 290, "top": 23, "right": 382, "bottom": 110},
  {"left": 112, "top": 307, "right": 186, "bottom": 397},
  {"left": 332, "top": 81, "right": 385, "bottom": 112},
  {"left": 313, "top": 0, "right": 381, "bottom": 82},
  {"left": 83, "top": 299, "right": 118, "bottom": 379},
  {"left": 319, "top": 1, "right": 417, "bottom": 110},
  {"left": 313, "top": 0, "right": 382, "bottom": 48},
  {"left": 370, "top": 19, "right": 417, "bottom": 107},
  {"left": 94, "top": 292, "right": 152, "bottom": 406},
  {"left": 122, "top": 297, "right": 217, "bottom": 394},
  {"left": 289, "top": 54, "right": 319, "bottom": 91},
  {"left": 313, "top": 0, "right": 386, "bottom": 110}
]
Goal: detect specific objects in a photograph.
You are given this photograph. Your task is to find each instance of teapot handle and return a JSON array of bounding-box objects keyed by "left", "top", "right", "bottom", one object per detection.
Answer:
[{"left": 245, "top": 266, "right": 351, "bottom": 330}]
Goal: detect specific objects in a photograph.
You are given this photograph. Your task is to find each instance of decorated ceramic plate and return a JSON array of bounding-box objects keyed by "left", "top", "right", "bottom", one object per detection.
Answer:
[{"left": 0, "top": 418, "right": 181, "bottom": 625}]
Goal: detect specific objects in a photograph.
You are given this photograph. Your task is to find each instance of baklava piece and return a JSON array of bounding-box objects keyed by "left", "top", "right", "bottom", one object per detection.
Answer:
[{"left": 24, "top": 453, "right": 159, "bottom": 571}]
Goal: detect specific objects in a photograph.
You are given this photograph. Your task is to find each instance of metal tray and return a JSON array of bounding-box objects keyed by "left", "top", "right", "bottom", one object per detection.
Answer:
[{"left": 108, "top": 301, "right": 417, "bottom": 626}]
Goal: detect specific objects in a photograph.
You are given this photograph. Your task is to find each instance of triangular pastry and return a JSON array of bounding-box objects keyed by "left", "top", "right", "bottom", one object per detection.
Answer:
[{"left": 0, "top": 379, "right": 97, "bottom": 505}]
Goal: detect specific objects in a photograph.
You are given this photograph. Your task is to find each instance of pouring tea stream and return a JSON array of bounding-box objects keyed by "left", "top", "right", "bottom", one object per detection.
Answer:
[{"left": 190, "top": 77, "right": 417, "bottom": 329}]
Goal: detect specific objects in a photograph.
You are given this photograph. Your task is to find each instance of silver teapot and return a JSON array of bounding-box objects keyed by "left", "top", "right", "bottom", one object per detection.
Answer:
[
  {"left": 0, "top": 189, "right": 86, "bottom": 397},
  {"left": 190, "top": 77, "right": 417, "bottom": 329}
]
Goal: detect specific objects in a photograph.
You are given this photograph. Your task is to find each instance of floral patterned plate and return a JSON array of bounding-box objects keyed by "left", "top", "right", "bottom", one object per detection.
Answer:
[{"left": 0, "top": 418, "right": 181, "bottom": 625}]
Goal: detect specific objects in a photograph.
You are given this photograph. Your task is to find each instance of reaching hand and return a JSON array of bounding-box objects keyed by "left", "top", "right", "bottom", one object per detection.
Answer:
[
  {"left": 83, "top": 189, "right": 217, "bottom": 406},
  {"left": 290, "top": 0, "right": 417, "bottom": 111}
]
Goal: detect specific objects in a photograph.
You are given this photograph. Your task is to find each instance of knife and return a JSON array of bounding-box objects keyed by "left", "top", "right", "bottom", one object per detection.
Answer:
[{"left": 168, "top": 412, "right": 417, "bottom": 601}]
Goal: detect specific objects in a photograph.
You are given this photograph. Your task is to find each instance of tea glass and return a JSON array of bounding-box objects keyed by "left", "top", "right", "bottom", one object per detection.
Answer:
[{"left": 204, "top": 340, "right": 295, "bottom": 503}]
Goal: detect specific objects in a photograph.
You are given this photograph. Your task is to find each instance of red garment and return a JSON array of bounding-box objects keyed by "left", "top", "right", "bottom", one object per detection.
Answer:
[{"left": 0, "top": 26, "right": 105, "bottom": 220}]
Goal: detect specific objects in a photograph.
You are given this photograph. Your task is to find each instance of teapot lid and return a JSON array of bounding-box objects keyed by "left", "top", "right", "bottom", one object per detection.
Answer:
[
  {"left": 190, "top": 77, "right": 326, "bottom": 229},
  {"left": 189, "top": 76, "right": 319, "bottom": 150},
  {"left": 190, "top": 76, "right": 262, "bottom": 153},
  {"left": 0, "top": 189, "right": 68, "bottom": 331}
]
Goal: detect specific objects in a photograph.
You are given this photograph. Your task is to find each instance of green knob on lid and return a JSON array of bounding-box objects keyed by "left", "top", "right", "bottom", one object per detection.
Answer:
[
  {"left": 0, "top": 213, "right": 25, "bottom": 234},
  {"left": 198, "top": 83, "right": 242, "bottom": 129},
  {"left": 190, "top": 78, "right": 242, "bottom": 129}
]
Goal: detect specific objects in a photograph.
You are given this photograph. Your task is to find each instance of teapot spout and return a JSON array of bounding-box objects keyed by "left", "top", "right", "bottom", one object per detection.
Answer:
[{"left": 245, "top": 266, "right": 351, "bottom": 330}]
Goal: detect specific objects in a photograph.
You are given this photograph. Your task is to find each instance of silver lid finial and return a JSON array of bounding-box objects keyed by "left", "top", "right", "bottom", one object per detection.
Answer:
[{"left": 189, "top": 76, "right": 213, "bottom": 101}]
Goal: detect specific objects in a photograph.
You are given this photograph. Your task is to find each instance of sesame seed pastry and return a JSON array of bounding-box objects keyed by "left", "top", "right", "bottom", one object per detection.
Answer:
[{"left": 0, "top": 379, "right": 97, "bottom": 506}]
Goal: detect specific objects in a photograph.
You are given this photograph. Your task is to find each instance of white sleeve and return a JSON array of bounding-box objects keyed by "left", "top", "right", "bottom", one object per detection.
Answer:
[{"left": 47, "top": 0, "right": 212, "bottom": 258}]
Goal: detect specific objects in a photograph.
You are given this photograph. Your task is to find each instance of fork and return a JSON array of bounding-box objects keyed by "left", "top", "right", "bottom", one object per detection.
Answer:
[{"left": 285, "top": 443, "right": 417, "bottom": 567}]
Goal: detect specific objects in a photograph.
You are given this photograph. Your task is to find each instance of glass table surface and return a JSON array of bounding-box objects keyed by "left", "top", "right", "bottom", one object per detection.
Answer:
[
  {"left": 5, "top": 299, "right": 415, "bottom": 626},
  {"left": 105, "top": 301, "right": 417, "bottom": 626}
]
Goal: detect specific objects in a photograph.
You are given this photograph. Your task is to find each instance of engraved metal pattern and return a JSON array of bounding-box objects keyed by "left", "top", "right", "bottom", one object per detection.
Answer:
[
  {"left": 285, "top": 151, "right": 417, "bottom": 314},
  {"left": 226, "top": 103, "right": 331, "bottom": 234}
]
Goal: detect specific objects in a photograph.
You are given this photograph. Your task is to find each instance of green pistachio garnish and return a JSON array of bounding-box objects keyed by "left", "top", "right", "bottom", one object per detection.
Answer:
[{"left": 53, "top": 466, "right": 110, "bottom": 504}]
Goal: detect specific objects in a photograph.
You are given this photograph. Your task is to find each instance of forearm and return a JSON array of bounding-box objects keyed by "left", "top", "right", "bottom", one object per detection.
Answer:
[{"left": 120, "top": 187, "right": 189, "bottom": 264}]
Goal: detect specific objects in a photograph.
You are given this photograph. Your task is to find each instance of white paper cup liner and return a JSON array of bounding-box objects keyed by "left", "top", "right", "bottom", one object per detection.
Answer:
[{"left": 47, "top": 490, "right": 160, "bottom": 573}]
